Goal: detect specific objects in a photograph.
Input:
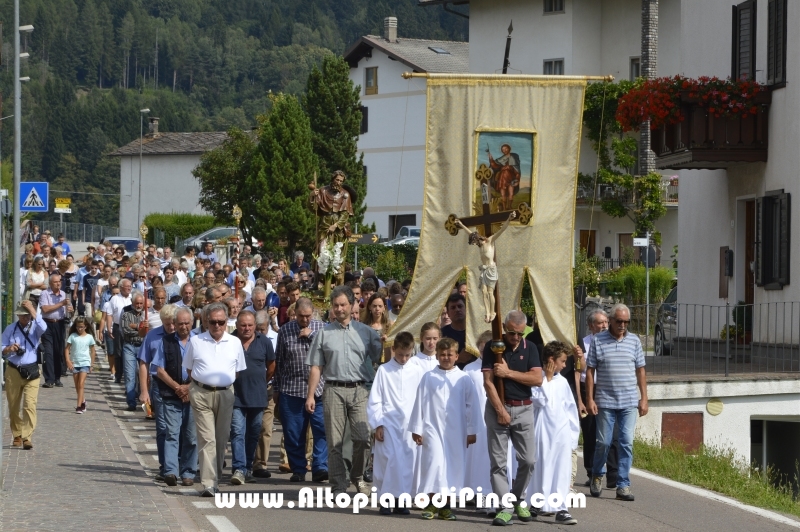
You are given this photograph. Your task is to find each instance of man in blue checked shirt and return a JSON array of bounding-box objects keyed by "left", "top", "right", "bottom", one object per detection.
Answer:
[
  {"left": 151, "top": 306, "right": 198, "bottom": 487},
  {"left": 2, "top": 300, "right": 47, "bottom": 449},
  {"left": 586, "top": 303, "right": 649, "bottom": 502},
  {"left": 138, "top": 304, "right": 179, "bottom": 482}
]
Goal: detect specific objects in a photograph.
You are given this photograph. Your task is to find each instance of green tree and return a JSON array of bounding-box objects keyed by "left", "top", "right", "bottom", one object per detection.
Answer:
[
  {"left": 193, "top": 127, "right": 257, "bottom": 240},
  {"left": 247, "top": 93, "right": 317, "bottom": 253},
  {"left": 304, "top": 54, "right": 366, "bottom": 225}
]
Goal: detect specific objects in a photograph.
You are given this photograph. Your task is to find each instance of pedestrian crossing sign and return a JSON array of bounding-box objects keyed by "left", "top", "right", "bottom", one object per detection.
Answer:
[{"left": 19, "top": 182, "right": 48, "bottom": 212}]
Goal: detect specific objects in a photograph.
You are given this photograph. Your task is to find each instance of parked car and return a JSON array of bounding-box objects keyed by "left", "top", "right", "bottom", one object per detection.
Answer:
[
  {"left": 104, "top": 237, "right": 141, "bottom": 254},
  {"left": 383, "top": 236, "right": 419, "bottom": 247},
  {"left": 180, "top": 227, "right": 257, "bottom": 250},
  {"left": 654, "top": 286, "right": 678, "bottom": 356}
]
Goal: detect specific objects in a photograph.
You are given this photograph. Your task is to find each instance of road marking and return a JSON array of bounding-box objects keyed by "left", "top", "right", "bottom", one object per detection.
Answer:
[
  {"left": 131, "top": 426, "right": 147, "bottom": 430},
  {"left": 144, "top": 443, "right": 157, "bottom": 450},
  {"left": 137, "top": 434, "right": 153, "bottom": 439},
  {"left": 629, "top": 467, "right": 800, "bottom": 529},
  {"left": 206, "top": 516, "right": 241, "bottom": 532},
  {"left": 193, "top": 501, "right": 215, "bottom": 509},
  {"left": 180, "top": 488, "right": 196, "bottom": 494}
]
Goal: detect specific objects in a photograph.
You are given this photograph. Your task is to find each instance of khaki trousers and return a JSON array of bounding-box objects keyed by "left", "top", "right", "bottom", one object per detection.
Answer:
[
  {"left": 253, "top": 388, "right": 276, "bottom": 471},
  {"left": 5, "top": 365, "right": 40, "bottom": 441},
  {"left": 189, "top": 382, "right": 234, "bottom": 489}
]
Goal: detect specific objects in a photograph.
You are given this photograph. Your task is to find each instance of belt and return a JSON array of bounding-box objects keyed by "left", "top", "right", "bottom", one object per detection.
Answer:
[
  {"left": 192, "top": 379, "right": 230, "bottom": 391},
  {"left": 326, "top": 380, "right": 364, "bottom": 388},
  {"left": 44, "top": 318, "right": 64, "bottom": 323},
  {"left": 504, "top": 399, "right": 533, "bottom": 406}
]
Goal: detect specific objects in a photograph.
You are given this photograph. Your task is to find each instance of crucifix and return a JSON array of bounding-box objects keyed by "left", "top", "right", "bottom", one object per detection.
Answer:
[{"left": 445, "top": 164, "right": 532, "bottom": 402}]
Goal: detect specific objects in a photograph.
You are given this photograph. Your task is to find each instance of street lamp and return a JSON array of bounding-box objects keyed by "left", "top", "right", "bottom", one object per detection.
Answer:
[{"left": 137, "top": 108, "right": 149, "bottom": 240}]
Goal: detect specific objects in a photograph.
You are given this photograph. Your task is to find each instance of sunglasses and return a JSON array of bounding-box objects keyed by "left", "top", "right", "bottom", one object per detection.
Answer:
[
  {"left": 208, "top": 319, "right": 227, "bottom": 327},
  {"left": 504, "top": 330, "right": 524, "bottom": 337}
]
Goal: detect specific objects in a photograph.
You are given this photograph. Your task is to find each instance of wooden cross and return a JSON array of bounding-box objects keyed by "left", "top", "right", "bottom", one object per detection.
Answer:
[{"left": 445, "top": 165, "right": 532, "bottom": 403}]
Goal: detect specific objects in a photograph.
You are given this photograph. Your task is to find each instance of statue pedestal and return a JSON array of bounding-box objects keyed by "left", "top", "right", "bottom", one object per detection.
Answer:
[{"left": 214, "top": 244, "right": 228, "bottom": 265}]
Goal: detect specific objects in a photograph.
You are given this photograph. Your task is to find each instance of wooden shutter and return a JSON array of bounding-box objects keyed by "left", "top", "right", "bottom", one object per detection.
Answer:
[
  {"left": 360, "top": 106, "right": 368, "bottom": 134},
  {"left": 778, "top": 192, "right": 790, "bottom": 286},
  {"left": 767, "top": 0, "right": 787, "bottom": 84},
  {"left": 755, "top": 196, "right": 764, "bottom": 285},
  {"left": 732, "top": 1, "right": 757, "bottom": 80}
]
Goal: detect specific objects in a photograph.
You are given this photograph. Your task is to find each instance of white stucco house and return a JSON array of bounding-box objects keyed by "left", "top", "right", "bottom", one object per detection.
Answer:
[
  {"left": 110, "top": 118, "right": 226, "bottom": 234},
  {"left": 418, "top": 0, "right": 799, "bottom": 480},
  {"left": 344, "top": 18, "right": 469, "bottom": 238}
]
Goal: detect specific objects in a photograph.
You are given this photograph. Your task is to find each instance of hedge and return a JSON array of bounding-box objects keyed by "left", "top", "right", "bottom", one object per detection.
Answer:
[
  {"left": 142, "top": 213, "right": 218, "bottom": 249},
  {"left": 346, "top": 243, "right": 418, "bottom": 280}
]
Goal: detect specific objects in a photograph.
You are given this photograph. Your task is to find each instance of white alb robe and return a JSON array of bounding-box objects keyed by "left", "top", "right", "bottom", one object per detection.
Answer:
[
  {"left": 527, "top": 373, "right": 580, "bottom": 512},
  {"left": 409, "top": 366, "right": 478, "bottom": 494},
  {"left": 367, "top": 358, "right": 425, "bottom": 497},
  {"left": 464, "top": 359, "right": 492, "bottom": 493},
  {"left": 411, "top": 351, "right": 438, "bottom": 372}
]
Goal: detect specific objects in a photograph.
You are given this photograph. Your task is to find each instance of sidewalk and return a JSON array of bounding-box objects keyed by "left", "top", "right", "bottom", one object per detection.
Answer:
[{"left": 1, "top": 366, "right": 196, "bottom": 531}]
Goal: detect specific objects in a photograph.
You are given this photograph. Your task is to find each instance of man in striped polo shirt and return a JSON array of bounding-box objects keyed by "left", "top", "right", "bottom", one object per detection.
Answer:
[{"left": 585, "top": 303, "right": 648, "bottom": 502}]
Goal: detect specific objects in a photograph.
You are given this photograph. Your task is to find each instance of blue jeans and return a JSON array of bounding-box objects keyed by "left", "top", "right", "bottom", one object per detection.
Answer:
[
  {"left": 162, "top": 397, "right": 197, "bottom": 479},
  {"left": 230, "top": 406, "right": 263, "bottom": 473},
  {"left": 122, "top": 342, "right": 140, "bottom": 408},
  {"left": 151, "top": 383, "right": 166, "bottom": 475},
  {"left": 279, "top": 393, "right": 327, "bottom": 475},
  {"left": 593, "top": 406, "right": 638, "bottom": 488}
]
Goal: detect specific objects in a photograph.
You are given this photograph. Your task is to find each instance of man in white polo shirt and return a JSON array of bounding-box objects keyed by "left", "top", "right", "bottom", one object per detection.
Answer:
[
  {"left": 105, "top": 278, "right": 133, "bottom": 384},
  {"left": 183, "top": 302, "right": 246, "bottom": 497}
]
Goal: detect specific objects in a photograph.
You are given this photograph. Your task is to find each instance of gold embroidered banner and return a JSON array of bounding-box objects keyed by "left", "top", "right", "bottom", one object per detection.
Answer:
[{"left": 390, "top": 74, "right": 587, "bottom": 351}]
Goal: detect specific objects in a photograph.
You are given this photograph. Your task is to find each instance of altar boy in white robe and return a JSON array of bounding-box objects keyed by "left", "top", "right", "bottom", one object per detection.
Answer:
[
  {"left": 410, "top": 337, "right": 478, "bottom": 521},
  {"left": 464, "top": 331, "right": 493, "bottom": 507},
  {"left": 367, "top": 331, "right": 425, "bottom": 515},
  {"left": 528, "top": 341, "right": 581, "bottom": 525}
]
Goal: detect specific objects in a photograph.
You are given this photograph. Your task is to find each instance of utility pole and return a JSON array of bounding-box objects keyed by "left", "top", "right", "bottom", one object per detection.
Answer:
[{"left": 12, "top": 0, "right": 21, "bottom": 308}]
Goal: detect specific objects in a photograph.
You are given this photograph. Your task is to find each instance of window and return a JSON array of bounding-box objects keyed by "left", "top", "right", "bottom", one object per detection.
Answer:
[
  {"left": 731, "top": 0, "right": 756, "bottom": 80},
  {"left": 766, "top": 0, "right": 787, "bottom": 85},
  {"left": 360, "top": 106, "right": 368, "bottom": 134},
  {"left": 630, "top": 57, "right": 641, "bottom": 81},
  {"left": 543, "top": 59, "right": 564, "bottom": 75},
  {"left": 755, "top": 190, "right": 790, "bottom": 289},
  {"left": 365, "top": 67, "right": 378, "bottom": 95},
  {"left": 544, "top": 0, "right": 565, "bottom": 13}
]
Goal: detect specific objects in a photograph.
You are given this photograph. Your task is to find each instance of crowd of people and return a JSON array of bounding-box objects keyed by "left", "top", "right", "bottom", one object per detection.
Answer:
[{"left": 2, "top": 227, "right": 649, "bottom": 525}]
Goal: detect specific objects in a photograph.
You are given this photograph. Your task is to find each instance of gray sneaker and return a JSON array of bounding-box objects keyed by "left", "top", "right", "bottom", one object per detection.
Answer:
[
  {"left": 616, "top": 486, "right": 635, "bottom": 501},
  {"left": 230, "top": 470, "right": 245, "bottom": 485},
  {"left": 590, "top": 475, "right": 604, "bottom": 497},
  {"left": 356, "top": 480, "right": 371, "bottom": 495},
  {"left": 244, "top": 470, "right": 257, "bottom": 483}
]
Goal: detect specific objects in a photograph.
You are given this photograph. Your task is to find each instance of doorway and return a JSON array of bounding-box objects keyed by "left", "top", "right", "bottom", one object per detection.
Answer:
[
  {"left": 619, "top": 233, "right": 634, "bottom": 261},
  {"left": 579, "top": 230, "right": 596, "bottom": 256},
  {"left": 745, "top": 200, "right": 755, "bottom": 304}
]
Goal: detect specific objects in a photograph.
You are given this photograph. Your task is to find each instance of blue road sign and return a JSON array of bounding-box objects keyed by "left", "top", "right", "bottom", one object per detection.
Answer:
[{"left": 19, "top": 182, "right": 48, "bottom": 212}]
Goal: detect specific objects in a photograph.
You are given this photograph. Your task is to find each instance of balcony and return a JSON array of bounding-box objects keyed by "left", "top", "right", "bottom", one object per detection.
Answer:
[
  {"left": 651, "top": 91, "right": 771, "bottom": 170},
  {"left": 576, "top": 181, "right": 678, "bottom": 207}
]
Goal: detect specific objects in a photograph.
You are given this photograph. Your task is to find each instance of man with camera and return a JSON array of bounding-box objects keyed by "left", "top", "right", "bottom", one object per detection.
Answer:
[{"left": 2, "top": 300, "right": 47, "bottom": 449}]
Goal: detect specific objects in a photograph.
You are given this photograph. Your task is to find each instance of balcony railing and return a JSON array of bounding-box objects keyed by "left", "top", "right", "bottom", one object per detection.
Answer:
[
  {"left": 576, "top": 182, "right": 678, "bottom": 206},
  {"left": 652, "top": 91, "right": 771, "bottom": 170}
]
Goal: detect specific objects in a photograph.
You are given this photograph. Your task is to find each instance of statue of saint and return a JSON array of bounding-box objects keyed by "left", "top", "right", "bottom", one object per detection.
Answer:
[
  {"left": 455, "top": 211, "right": 516, "bottom": 323},
  {"left": 308, "top": 170, "right": 355, "bottom": 268}
]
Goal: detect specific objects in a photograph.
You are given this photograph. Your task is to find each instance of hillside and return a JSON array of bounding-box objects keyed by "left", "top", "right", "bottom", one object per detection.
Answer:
[{"left": 0, "top": 0, "right": 468, "bottom": 226}]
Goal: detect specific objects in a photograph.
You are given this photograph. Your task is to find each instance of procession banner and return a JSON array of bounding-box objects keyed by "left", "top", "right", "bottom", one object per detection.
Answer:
[{"left": 390, "top": 74, "right": 587, "bottom": 352}]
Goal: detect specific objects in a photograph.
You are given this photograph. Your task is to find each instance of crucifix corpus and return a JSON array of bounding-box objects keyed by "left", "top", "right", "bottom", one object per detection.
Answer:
[{"left": 445, "top": 164, "right": 531, "bottom": 403}]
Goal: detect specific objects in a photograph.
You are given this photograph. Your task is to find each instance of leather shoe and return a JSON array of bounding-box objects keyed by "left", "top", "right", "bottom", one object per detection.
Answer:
[
  {"left": 312, "top": 470, "right": 329, "bottom": 482},
  {"left": 164, "top": 474, "right": 178, "bottom": 486},
  {"left": 181, "top": 478, "right": 195, "bottom": 486},
  {"left": 252, "top": 469, "right": 271, "bottom": 478},
  {"left": 22, "top": 439, "right": 32, "bottom": 450},
  {"left": 12, "top": 436, "right": 22, "bottom": 447},
  {"left": 290, "top": 473, "right": 305, "bottom": 482},
  {"left": 201, "top": 487, "right": 219, "bottom": 497},
  {"left": 42, "top": 383, "right": 54, "bottom": 388},
  {"left": 55, "top": 381, "right": 64, "bottom": 387},
  {"left": 278, "top": 463, "right": 291, "bottom": 473}
]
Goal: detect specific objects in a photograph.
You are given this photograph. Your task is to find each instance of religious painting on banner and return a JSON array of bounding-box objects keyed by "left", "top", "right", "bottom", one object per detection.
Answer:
[
  {"left": 388, "top": 73, "right": 594, "bottom": 354},
  {"left": 475, "top": 130, "right": 535, "bottom": 217}
]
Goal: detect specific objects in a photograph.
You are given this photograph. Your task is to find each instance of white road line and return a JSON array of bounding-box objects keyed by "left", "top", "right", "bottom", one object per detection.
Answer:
[
  {"left": 629, "top": 467, "right": 800, "bottom": 529},
  {"left": 192, "top": 501, "right": 215, "bottom": 509},
  {"left": 206, "top": 515, "right": 241, "bottom": 532},
  {"left": 131, "top": 425, "right": 147, "bottom": 430},
  {"left": 144, "top": 443, "right": 157, "bottom": 450},
  {"left": 180, "top": 488, "right": 197, "bottom": 494},
  {"left": 137, "top": 434, "right": 153, "bottom": 439}
]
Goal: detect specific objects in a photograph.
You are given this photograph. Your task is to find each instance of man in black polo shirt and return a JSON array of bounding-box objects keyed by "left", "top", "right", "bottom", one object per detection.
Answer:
[
  {"left": 441, "top": 293, "right": 477, "bottom": 369},
  {"left": 483, "top": 310, "right": 543, "bottom": 526}
]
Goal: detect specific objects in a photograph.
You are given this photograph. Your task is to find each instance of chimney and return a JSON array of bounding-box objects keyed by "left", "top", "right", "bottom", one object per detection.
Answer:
[
  {"left": 148, "top": 117, "right": 160, "bottom": 137},
  {"left": 384, "top": 17, "right": 397, "bottom": 43}
]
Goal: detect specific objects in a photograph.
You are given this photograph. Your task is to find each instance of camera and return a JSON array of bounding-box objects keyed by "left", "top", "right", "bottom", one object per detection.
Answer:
[{"left": 16, "top": 346, "right": 25, "bottom": 355}]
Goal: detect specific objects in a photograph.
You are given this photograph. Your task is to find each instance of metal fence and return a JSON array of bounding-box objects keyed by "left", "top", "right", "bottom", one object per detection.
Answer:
[
  {"left": 28, "top": 220, "right": 137, "bottom": 243},
  {"left": 576, "top": 182, "right": 679, "bottom": 206},
  {"left": 575, "top": 300, "right": 800, "bottom": 376}
]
